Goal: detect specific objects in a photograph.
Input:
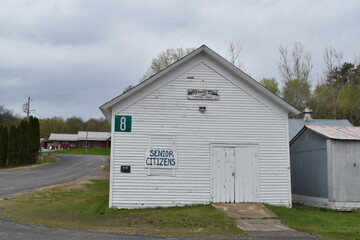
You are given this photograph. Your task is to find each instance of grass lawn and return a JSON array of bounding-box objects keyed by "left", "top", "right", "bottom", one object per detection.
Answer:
[
  {"left": 0, "top": 155, "right": 59, "bottom": 170},
  {"left": 51, "top": 147, "right": 110, "bottom": 155},
  {"left": 0, "top": 180, "right": 244, "bottom": 236},
  {"left": 266, "top": 204, "right": 360, "bottom": 239}
]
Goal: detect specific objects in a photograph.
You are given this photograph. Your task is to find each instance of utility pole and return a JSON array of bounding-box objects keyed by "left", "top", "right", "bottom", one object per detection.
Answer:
[
  {"left": 85, "top": 131, "right": 88, "bottom": 155},
  {"left": 22, "top": 96, "right": 32, "bottom": 120}
]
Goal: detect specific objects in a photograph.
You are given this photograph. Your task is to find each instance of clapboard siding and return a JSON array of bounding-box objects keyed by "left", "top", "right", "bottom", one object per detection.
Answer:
[{"left": 108, "top": 61, "right": 291, "bottom": 208}]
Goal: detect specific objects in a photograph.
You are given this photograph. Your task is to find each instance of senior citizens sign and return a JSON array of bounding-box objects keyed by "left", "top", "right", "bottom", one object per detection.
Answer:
[{"left": 145, "top": 149, "right": 177, "bottom": 168}]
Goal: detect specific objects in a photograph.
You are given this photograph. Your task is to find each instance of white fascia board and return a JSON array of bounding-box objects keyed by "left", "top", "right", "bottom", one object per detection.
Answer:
[
  {"left": 99, "top": 45, "right": 301, "bottom": 120},
  {"left": 108, "top": 53, "right": 204, "bottom": 116},
  {"left": 100, "top": 107, "right": 112, "bottom": 123},
  {"left": 99, "top": 46, "right": 208, "bottom": 120},
  {"left": 201, "top": 48, "right": 301, "bottom": 115}
]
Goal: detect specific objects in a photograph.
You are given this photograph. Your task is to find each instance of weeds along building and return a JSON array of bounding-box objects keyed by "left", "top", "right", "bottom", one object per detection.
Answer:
[{"left": 100, "top": 45, "right": 300, "bottom": 209}]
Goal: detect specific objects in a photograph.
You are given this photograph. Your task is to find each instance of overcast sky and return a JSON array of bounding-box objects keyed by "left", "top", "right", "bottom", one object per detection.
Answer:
[{"left": 0, "top": 0, "right": 359, "bottom": 120}]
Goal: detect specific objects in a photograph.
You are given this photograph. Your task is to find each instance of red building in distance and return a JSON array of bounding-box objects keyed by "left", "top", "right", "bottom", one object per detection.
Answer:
[{"left": 44, "top": 131, "right": 110, "bottom": 150}]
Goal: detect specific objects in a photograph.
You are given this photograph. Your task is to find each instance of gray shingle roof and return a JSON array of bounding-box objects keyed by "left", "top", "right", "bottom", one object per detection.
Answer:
[{"left": 288, "top": 119, "right": 353, "bottom": 141}]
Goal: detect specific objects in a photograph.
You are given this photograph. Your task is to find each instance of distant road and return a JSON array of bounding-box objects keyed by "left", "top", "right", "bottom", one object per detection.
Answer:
[{"left": 0, "top": 154, "right": 109, "bottom": 199}]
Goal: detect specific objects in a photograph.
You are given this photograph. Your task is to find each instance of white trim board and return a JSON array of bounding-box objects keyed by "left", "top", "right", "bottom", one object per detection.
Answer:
[{"left": 292, "top": 194, "right": 360, "bottom": 211}]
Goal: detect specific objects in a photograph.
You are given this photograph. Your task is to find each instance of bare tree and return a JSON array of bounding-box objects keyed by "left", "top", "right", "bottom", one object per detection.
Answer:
[
  {"left": 228, "top": 41, "right": 243, "bottom": 69},
  {"left": 0, "top": 105, "right": 21, "bottom": 127},
  {"left": 323, "top": 46, "right": 343, "bottom": 79},
  {"left": 278, "top": 42, "right": 313, "bottom": 111},
  {"left": 278, "top": 41, "right": 313, "bottom": 83},
  {"left": 278, "top": 46, "right": 292, "bottom": 82}
]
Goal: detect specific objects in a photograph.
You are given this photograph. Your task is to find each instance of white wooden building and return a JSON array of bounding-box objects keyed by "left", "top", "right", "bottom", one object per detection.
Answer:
[{"left": 100, "top": 45, "right": 300, "bottom": 209}]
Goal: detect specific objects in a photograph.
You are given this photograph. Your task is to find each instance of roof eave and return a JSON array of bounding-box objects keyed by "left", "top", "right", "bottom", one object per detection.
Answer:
[
  {"left": 290, "top": 125, "right": 308, "bottom": 145},
  {"left": 100, "top": 45, "right": 301, "bottom": 117},
  {"left": 99, "top": 46, "right": 208, "bottom": 117},
  {"left": 201, "top": 47, "right": 301, "bottom": 115}
]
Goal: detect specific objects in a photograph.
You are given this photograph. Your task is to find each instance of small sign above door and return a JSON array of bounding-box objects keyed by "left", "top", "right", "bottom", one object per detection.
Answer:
[{"left": 187, "top": 89, "right": 219, "bottom": 100}]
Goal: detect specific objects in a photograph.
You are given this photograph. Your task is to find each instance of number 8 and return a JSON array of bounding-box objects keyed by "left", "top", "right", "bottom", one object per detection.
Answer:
[{"left": 120, "top": 117, "right": 126, "bottom": 131}]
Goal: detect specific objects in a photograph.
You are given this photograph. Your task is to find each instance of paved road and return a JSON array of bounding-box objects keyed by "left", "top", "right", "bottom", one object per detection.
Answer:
[
  {"left": 0, "top": 218, "right": 322, "bottom": 240},
  {"left": 0, "top": 154, "right": 109, "bottom": 199},
  {"left": 0, "top": 218, "right": 167, "bottom": 240}
]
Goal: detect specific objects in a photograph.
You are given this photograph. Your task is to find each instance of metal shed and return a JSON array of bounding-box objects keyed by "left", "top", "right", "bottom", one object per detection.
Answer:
[
  {"left": 288, "top": 118, "right": 353, "bottom": 141},
  {"left": 290, "top": 125, "right": 360, "bottom": 210},
  {"left": 100, "top": 45, "right": 300, "bottom": 209}
]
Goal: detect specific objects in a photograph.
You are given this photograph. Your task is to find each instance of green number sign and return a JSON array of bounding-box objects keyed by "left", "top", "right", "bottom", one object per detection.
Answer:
[{"left": 115, "top": 115, "right": 132, "bottom": 132}]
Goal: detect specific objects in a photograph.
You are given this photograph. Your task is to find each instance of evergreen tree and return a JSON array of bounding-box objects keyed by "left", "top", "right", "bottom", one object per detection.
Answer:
[
  {"left": 7, "top": 125, "right": 17, "bottom": 167},
  {"left": 0, "top": 125, "right": 8, "bottom": 167},
  {"left": 0, "top": 125, "right": 4, "bottom": 166},
  {"left": 16, "top": 120, "right": 29, "bottom": 165},
  {"left": 311, "top": 62, "right": 360, "bottom": 125},
  {"left": 29, "top": 116, "right": 40, "bottom": 164}
]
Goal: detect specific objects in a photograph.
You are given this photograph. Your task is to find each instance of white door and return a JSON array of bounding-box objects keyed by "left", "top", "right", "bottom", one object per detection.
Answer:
[{"left": 211, "top": 145, "right": 258, "bottom": 203}]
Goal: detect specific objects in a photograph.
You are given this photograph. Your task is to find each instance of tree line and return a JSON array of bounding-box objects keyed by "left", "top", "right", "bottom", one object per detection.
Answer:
[
  {"left": 0, "top": 116, "right": 40, "bottom": 167},
  {"left": 141, "top": 43, "right": 360, "bottom": 126},
  {"left": 0, "top": 107, "right": 111, "bottom": 139},
  {"left": 39, "top": 117, "right": 110, "bottom": 138},
  {"left": 260, "top": 42, "right": 360, "bottom": 126}
]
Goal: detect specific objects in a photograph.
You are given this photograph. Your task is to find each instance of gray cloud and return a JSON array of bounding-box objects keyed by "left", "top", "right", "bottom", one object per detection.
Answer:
[{"left": 0, "top": 0, "right": 359, "bottom": 120}]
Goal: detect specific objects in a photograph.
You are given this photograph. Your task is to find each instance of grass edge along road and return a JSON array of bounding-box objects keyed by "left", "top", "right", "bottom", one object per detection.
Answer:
[
  {"left": 0, "top": 179, "right": 244, "bottom": 237},
  {"left": 266, "top": 204, "right": 360, "bottom": 239},
  {"left": 51, "top": 148, "right": 110, "bottom": 155},
  {"left": 0, "top": 155, "right": 59, "bottom": 170}
]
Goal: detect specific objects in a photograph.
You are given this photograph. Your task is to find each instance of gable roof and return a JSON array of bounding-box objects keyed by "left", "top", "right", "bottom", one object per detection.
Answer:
[
  {"left": 288, "top": 118, "right": 353, "bottom": 141},
  {"left": 100, "top": 45, "right": 301, "bottom": 120},
  {"left": 48, "top": 132, "right": 110, "bottom": 142},
  {"left": 78, "top": 131, "right": 111, "bottom": 141},
  {"left": 49, "top": 133, "right": 78, "bottom": 141},
  {"left": 308, "top": 125, "right": 360, "bottom": 140},
  {"left": 292, "top": 125, "right": 360, "bottom": 143}
]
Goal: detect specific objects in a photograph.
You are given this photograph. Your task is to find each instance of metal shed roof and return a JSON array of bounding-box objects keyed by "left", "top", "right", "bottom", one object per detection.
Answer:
[
  {"left": 48, "top": 132, "right": 111, "bottom": 141},
  {"left": 48, "top": 133, "right": 78, "bottom": 141},
  {"left": 306, "top": 125, "right": 360, "bottom": 140},
  {"left": 77, "top": 131, "right": 111, "bottom": 141},
  {"left": 288, "top": 119, "right": 353, "bottom": 141}
]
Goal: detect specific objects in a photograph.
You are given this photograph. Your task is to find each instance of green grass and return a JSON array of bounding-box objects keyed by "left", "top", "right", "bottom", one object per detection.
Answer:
[
  {"left": 51, "top": 148, "right": 110, "bottom": 155},
  {"left": 266, "top": 204, "right": 360, "bottom": 239},
  {"left": 0, "top": 180, "right": 243, "bottom": 236},
  {"left": 0, "top": 155, "right": 59, "bottom": 170}
]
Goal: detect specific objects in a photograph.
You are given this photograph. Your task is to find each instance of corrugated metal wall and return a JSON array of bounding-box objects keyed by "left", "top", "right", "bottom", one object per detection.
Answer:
[
  {"left": 290, "top": 129, "right": 328, "bottom": 198},
  {"left": 111, "top": 62, "right": 291, "bottom": 208},
  {"left": 330, "top": 141, "right": 360, "bottom": 202}
]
